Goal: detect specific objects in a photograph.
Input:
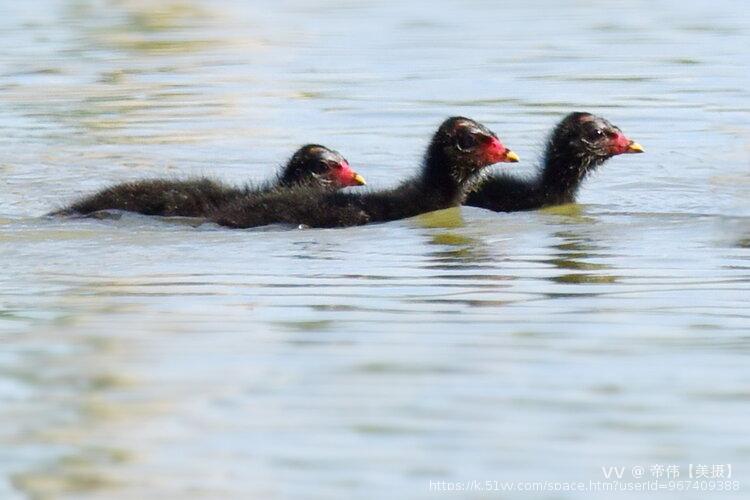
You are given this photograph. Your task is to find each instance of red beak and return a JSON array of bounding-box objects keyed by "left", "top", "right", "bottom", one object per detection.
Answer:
[
  {"left": 485, "top": 137, "right": 520, "bottom": 164},
  {"left": 611, "top": 132, "right": 645, "bottom": 155},
  {"left": 333, "top": 161, "right": 366, "bottom": 187}
]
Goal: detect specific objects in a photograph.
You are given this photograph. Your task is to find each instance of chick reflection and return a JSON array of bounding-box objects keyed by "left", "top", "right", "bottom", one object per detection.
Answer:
[
  {"left": 415, "top": 208, "right": 490, "bottom": 267},
  {"left": 413, "top": 210, "right": 512, "bottom": 308},
  {"left": 547, "top": 228, "right": 618, "bottom": 285}
]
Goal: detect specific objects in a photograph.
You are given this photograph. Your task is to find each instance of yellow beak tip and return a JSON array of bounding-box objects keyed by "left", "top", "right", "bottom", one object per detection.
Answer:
[
  {"left": 506, "top": 151, "right": 520, "bottom": 163},
  {"left": 628, "top": 142, "right": 645, "bottom": 154},
  {"left": 353, "top": 174, "right": 366, "bottom": 186}
]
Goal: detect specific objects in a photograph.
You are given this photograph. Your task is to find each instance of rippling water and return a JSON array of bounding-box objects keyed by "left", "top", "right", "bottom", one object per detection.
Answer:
[{"left": 1, "top": 0, "right": 749, "bottom": 498}]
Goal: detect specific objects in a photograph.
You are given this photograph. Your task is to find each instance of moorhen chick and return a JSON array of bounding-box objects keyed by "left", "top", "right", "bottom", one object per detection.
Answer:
[
  {"left": 50, "top": 144, "right": 365, "bottom": 217},
  {"left": 465, "top": 112, "right": 643, "bottom": 212},
  {"left": 210, "top": 117, "right": 519, "bottom": 229}
]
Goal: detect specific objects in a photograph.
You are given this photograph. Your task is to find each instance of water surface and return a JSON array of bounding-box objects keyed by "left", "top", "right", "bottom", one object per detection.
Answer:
[{"left": 1, "top": 0, "right": 749, "bottom": 498}]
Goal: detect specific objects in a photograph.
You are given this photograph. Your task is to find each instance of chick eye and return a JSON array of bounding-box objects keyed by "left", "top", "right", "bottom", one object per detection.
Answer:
[
  {"left": 587, "top": 128, "right": 605, "bottom": 141},
  {"left": 456, "top": 133, "right": 478, "bottom": 151}
]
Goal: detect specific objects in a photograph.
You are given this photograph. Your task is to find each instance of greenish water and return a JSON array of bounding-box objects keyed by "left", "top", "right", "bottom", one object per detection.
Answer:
[{"left": 1, "top": 1, "right": 749, "bottom": 499}]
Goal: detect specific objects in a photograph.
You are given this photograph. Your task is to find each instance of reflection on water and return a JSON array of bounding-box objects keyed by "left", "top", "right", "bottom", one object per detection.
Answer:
[
  {"left": 5, "top": 325, "right": 136, "bottom": 498},
  {"left": 1, "top": 0, "right": 750, "bottom": 498},
  {"left": 415, "top": 207, "right": 464, "bottom": 230},
  {"left": 547, "top": 228, "right": 619, "bottom": 285}
]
